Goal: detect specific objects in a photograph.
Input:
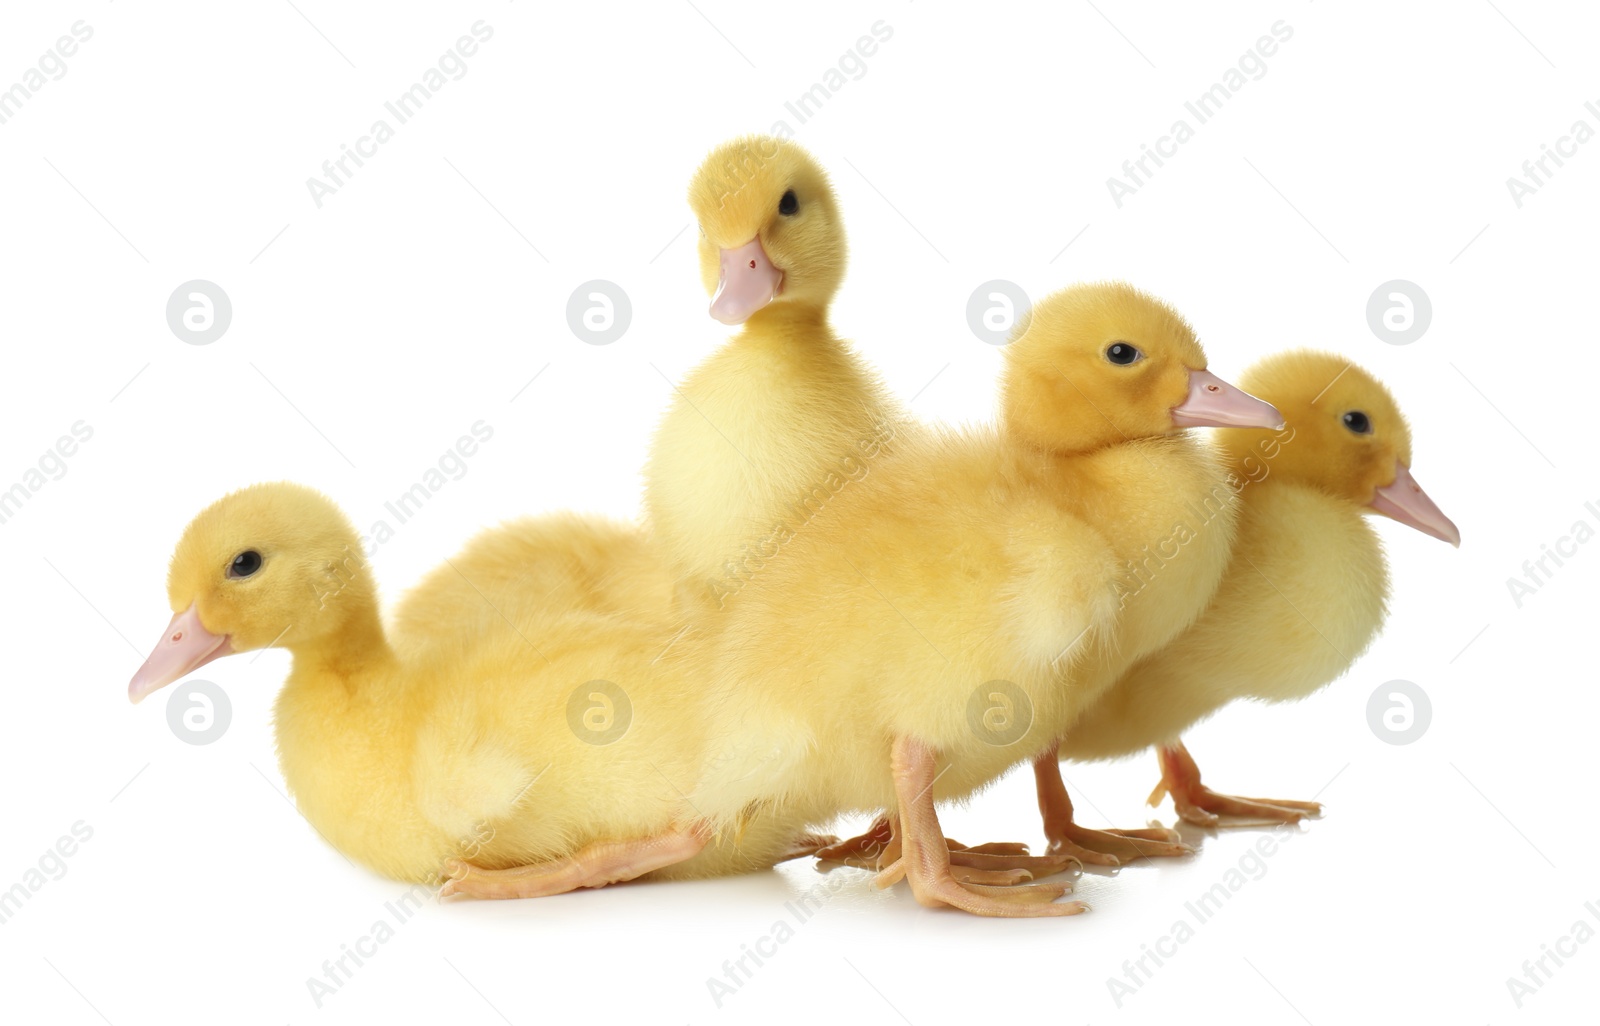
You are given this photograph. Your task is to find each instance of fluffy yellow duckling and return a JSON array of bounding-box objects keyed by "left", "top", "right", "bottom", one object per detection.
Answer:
[
  {"left": 690, "top": 283, "right": 1283, "bottom": 917},
  {"left": 645, "top": 135, "right": 900, "bottom": 612},
  {"left": 126, "top": 484, "right": 814, "bottom": 895},
  {"left": 1043, "top": 351, "right": 1458, "bottom": 825}
]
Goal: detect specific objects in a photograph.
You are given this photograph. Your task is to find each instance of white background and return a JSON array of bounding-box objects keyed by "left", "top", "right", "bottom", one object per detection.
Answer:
[{"left": 1, "top": 1, "right": 1596, "bottom": 1023}]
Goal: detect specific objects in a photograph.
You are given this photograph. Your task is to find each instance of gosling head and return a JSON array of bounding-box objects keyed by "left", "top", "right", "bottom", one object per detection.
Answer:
[
  {"left": 689, "top": 135, "right": 845, "bottom": 325},
  {"left": 128, "top": 482, "right": 375, "bottom": 703},
  {"left": 1000, "top": 281, "right": 1283, "bottom": 454},
  {"left": 1219, "top": 350, "right": 1460, "bottom": 546}
]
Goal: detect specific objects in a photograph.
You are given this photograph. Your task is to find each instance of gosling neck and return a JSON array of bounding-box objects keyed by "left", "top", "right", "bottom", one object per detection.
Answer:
[
  {"left": 1212, "top": 425, "right": 1289, "bottom": 485},
  {"left": 741, "top": 300, "right": 832, "bottom": 337},
  {"left": 281, "top": 599, "right": 398, "bottom": 699}
]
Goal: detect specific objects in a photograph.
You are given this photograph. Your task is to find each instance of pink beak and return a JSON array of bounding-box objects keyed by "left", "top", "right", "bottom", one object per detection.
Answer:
[
  {"left": 1171, "top": 369, "right": 1285, "bottom": 430},
  {"left": 1370, "top": 460, "right": 1461, "bottom": 547},
  {"left": 128, "top": 603, "right": 232, "bottom": 704},
  {"left": 709, "top": 237, "right": 783, "bottom": 325}
]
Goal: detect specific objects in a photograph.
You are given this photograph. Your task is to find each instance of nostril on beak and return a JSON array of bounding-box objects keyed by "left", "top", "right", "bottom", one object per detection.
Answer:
[
  {"left": 172, "top": 631, "right": 183, "bottom": 643},
  {"left": 1206, "top": 384, "right": 1221, "bottom": 393},
  {"left": 748, "top": 259, "right": 756, "bottom": 269}
]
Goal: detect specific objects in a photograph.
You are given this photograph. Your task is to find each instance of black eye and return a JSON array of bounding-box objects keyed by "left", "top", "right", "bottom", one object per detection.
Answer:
[
  {"left": 1342, "top": 411, "right": 1372, "bottom": 434},
  {"left": 778, "top": 189, "right": 798, "bottom": 216},
  {"left": 229, "top": 550, "right": 262, "bottom": 578},
  {"left": 1105, "top": 342, "right": 1142, "bottom": 365}
]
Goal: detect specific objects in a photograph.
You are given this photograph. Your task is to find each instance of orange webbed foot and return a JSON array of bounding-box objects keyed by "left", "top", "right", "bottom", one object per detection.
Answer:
[
  {"left": 1154, "top": 742, "right": 1323, "bottom": 827},
  {"left": 1035, "top": 746, "right": 1193, "bottom": 866},
  {"left": 891, "top": 738, "right": 1085, "bottom": 918},
  {"left": 438, "top": 824, "right": 709, "bottom": 900}
]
